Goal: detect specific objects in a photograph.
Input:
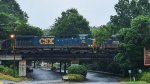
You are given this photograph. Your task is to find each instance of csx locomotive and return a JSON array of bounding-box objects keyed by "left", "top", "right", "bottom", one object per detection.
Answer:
[
  {"left": 0, "top": 34, "right": 118, "bottom": 54},
  {"left": 0, "top": 34, "right": 96, "bottom": 54}
]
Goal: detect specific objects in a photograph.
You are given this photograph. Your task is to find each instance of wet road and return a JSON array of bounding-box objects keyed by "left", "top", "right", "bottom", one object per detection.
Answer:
[
  {"left": 26, "top": 68, "right": 62, "bottom": 81},
  {"left": 24, "top": 68, "right": 122, "bottom": 84},
  {"left": 85, "top": 72, "right": 122, "bottom": 84},
  {"left": 1, "top": 68, "right": 123, "bottom": 84}
]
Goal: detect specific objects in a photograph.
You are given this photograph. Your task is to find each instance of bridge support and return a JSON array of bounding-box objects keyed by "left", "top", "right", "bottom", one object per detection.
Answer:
[
  {"left": 60, "top": 62, "right": 62, "bottom": 73},
  {"left": 33, "top": 60, "right": 36, "bottom": 68},
  {"left": 64, "top": 62, "right": 67, "bottom": 74},
  {"left": 19, "top": 60, "right": 26, "bottom": 76},
  {"left": 51, "top": 62, "right": 54, "bottom": 71}
]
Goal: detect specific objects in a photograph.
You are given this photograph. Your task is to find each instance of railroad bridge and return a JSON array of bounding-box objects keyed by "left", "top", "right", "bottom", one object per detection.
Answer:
[{"left": 0, "top": 48, "right": 118, "bottom": 76}]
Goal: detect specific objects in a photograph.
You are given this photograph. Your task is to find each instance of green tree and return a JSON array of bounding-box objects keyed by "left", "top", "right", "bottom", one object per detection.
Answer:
[
  {"left": 0, "top": 0, "right": 29, "bottom": 39},
  {"left": 0, "top": 13, "right": 20, "bottom": 39},
  {"left": 111, "top": 0, "right": 150, "bottom": 30},
  {"left": 49, "top": 8, "right": 90, "bottom": 35},
  {"left": 16, "top": 23, "right": 43, "bottom": 36},
  {"left": 43, "top": 29, "right": 50, "bottom": 36},
  {"left": 91, "top": 24, "right": 112, "bottom": 45},
  {"left": 0, "top": 0, "right": 43, "bottom": 39},
  {"left": 115, "top": 15, "right": 150, "bottom": 74},
  {"left": 0, "top": 0, "right": 28, "bottom": 22}
]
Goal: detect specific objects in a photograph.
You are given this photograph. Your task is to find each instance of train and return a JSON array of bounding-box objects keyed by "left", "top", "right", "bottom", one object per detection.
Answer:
[
  {"left": 0, "top": 34, "right": 118, "bottom": 54},
  {"left": 0, "top": 34, "right": 96, "bottom": 54}
]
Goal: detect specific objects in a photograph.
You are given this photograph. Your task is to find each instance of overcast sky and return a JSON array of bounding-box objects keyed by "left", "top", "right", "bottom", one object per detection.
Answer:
[{"left": 15, "top": 0, "right": 118, "bottom": 29}]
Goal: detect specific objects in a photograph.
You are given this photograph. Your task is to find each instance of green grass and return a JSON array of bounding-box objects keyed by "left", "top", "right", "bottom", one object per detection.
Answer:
[{"left": 121, "top": 81, "right": 148, "bottom": 84}]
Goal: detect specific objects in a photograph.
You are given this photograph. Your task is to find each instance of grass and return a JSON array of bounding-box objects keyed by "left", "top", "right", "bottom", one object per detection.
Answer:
[
  {"left": 121, "top": 81, "right": 148, "bottom": 84},
  {"left": 0, "top": 73, "right": 25, "bottom": 82}
]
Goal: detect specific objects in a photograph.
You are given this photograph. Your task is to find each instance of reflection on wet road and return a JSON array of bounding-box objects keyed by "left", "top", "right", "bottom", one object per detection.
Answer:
[
  {"left": 1, "top": 68, "right": 123, "bottom": 84},
  {"left": 86, "top": 72, "right": 122, "bottom": 84},
  {"left": 27, "top": 68, "right": 62, "bottom": 81}
]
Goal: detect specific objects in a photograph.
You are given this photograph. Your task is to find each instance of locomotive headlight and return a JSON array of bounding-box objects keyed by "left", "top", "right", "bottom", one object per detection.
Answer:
[{"left": 10, "top": 34, "right": 15, "bottom": 39}]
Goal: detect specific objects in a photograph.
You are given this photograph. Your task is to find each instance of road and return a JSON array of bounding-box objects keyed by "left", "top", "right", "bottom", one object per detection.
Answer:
[
  {"left": 85, "top": 72, "right": 122, "bottom": 84},
  {"left": 26, "top": 68, "right": 62, "bottom": 81},
  {"left": 1, "top": 68, "right": 123, "bottom": 84}
]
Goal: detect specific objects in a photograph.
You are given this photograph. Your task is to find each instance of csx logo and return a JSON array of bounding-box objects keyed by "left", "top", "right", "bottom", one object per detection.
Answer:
[{"left": 39, "top": 38, "right": 54, "bottom": 44}]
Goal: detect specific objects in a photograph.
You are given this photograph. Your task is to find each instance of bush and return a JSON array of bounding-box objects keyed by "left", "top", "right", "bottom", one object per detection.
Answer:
[
  {"left": 122, "top": 81, "right": 148, "bottom": 84},
  {"left": 0, "top": 65, "right": 17, "bottom": 76},
  {"left": 0, "top": 65, "right": 5, "bottom": 71},
  {"left": 140, "top": 72, "right": 150, "bottom": 82},
  {"left": 68, "top": 74, "right": 85, "bottom": 82},
  {"left": 68, "top": 65, "right": 87, "bottom": 77}
]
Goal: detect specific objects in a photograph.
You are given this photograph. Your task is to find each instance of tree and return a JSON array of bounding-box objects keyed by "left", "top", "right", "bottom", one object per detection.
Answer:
[
  {"left": 0, "top": 13, "right": 20, "bottom": 39},
  {"left": 49, "top": 8, "right": 90, "bottom": 35},
  {"left": 110, "top": 0, "right": 150, "bottom": 30},
  {"left": 43, "top": 29, "right": 50, "bottom": 36},
  {"left": 115, "top": 15, "right": 150, "bottom": 74},
  {"left": 0, "top": 0, "right": 28, "bottom": 22},
  {"left": 91, "top": 24, "right": 112, "bottom": 45},
  {"left": 16, "top": 23, "right": 43, "bottom": 36},
  {"left": 0, "top": 0, "right": 43, "bottom": 39}
]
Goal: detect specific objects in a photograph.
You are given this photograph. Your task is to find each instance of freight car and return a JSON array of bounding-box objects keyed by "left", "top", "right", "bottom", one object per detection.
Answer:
[{"left": 0, "top": 34, "right": 95, "bottom": 54}]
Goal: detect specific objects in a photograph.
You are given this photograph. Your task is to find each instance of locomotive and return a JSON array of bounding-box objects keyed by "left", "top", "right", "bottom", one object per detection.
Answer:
[
  {"left": 102, "top": 37, "right": 119, "bottom": 49},
  {"left": 0, "top": 34, "right": 118, "bottom": 54},
  {"left": 0, "top": 34, "right": 96, "bottom": 54}
]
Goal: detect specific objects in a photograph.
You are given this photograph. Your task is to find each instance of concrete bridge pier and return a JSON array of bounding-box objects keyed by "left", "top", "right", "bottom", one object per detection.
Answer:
[
  {"left": 59, "top": 61, "right": 62, "bottom": 73},
  {"left": 33, "top": 60, "right": 36, "bottom": 68},
  {"left": 19, "top": 60, "right": 26, "bottom": 76},
  {"left": 64, "top": 62, "right": 67, "bottom": 74},
  {"left": 51, "top": 62, "right": 54, "bottom": 71}
]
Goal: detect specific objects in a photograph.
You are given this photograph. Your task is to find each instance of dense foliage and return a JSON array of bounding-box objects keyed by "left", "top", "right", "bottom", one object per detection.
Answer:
[
  {"left": 49, "top": 8, "right": 90, "bottom": 35},
  {"left": 0, "top": 0, "right": 28, "bottom": 22},
  {"left": 16, "top": 23, "right": 43, "bottom": 36},
  {"left": 115, "top": 15, "right": 150, "bottom": 75},
  {"left": 140, "top": 71, "right": 150, "bottom": 82},
  {"left": 0, "top": 0, "right": 43, "bottom": 40},
  {"left": 111, "top": 0, "right": 150, "bottom": 31},
  {"left": 0, "top": 65, "right": 17, "bottom": 77},
  {"left": 91, "top": 24, "right": 113, "bottom": 45},
  {"left": 68, "top": 65, "right": 87, "bottom": 77},
  {"left": 67, "top": 74, "right": 85, "bottom": 82}
]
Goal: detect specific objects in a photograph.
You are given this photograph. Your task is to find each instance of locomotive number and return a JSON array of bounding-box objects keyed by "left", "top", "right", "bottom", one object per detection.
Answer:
[{"left": 39, "top": 38, "right": 54, "bottom": 44}]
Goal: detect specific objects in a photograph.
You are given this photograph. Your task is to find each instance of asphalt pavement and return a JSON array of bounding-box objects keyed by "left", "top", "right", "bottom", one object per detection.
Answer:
[
  {"left": 26, "top": 68, "right": 62, "bottom": 81},
  {"left": 1, "top": 68, "right": 123, "bottom": 84}
]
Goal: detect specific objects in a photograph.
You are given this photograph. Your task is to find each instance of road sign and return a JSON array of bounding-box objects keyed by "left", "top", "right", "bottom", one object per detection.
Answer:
[
  {"left": 138, "top": 69, "right": 142, "bottom": 73},
  {"left": 144, "top": 48, "right": 150, "bottom": 66},
  {"left": 128, "top": 70, "right": 132, "bottom": 81},
  {"left": 128, "top": 70, "right": 131, "bottom": 74}
]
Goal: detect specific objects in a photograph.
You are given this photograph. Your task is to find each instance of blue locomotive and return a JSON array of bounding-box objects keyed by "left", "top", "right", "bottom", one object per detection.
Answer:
[
  {"left": 0, "top": 34, "right": 118, "bottom": 54},
  {"left": 15, "top": 34, "right": 93, "bottom": 48},
  {"left": 0, "top": 34, "right": 95, "bottom": 54}
]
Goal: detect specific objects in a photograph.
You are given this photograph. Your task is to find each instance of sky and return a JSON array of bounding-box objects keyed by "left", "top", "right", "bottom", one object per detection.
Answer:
[{"left": 15, "top": 0, "right": 118, "bottom": 29}]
